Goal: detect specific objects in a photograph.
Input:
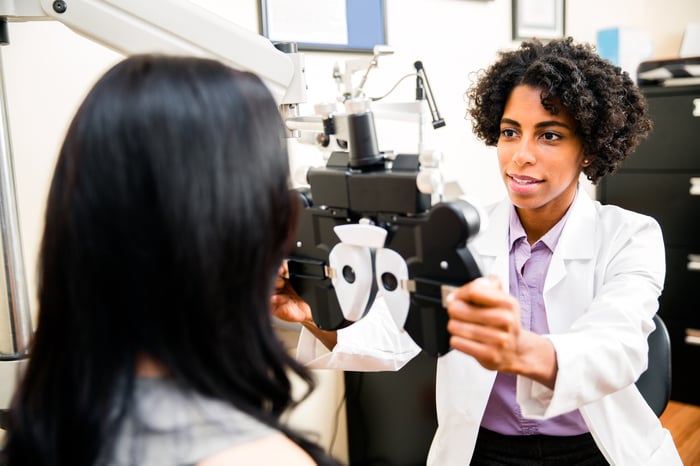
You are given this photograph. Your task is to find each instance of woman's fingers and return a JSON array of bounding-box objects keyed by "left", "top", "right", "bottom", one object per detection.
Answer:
[{"left": 446, "top": 276, "right": 522, "bottom": 371}]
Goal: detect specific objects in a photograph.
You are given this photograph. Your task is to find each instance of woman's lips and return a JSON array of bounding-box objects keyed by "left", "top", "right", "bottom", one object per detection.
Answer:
[{"left": 507, "top": 174, "right": 542, "bottom": 193}]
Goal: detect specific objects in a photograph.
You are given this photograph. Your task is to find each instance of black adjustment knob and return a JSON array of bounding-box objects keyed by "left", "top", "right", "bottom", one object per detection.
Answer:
[{"left": 53, "top": 0, "right": 67, "bottom": 13}]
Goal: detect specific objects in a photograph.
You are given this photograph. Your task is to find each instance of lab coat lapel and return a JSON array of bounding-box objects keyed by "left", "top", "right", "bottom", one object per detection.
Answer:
[
  {"left": 544, "top": 189, "right": 597, "bottom": 331},
  {"left": 472, "top": 198, "right": 511, "bottom": 283},
  {"left": 474, "top": 191, "right": 597, "bottom": 331}
]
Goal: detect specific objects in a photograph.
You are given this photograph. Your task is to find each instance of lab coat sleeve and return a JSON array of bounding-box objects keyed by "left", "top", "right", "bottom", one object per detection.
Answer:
[
  {"left": 517, "top": 210, "right": 665, "bottom": 419},
  {"left": 296, "top": 296, "right": 422, "bottom": 371}
]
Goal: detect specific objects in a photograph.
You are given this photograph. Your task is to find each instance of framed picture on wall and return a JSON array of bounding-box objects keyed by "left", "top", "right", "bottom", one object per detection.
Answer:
[
  {"left": 259, "top": 0, "right": 387, "bottom": 53},
  {"left": 512, "top": 0, "right": 565, "bottom": 41}
]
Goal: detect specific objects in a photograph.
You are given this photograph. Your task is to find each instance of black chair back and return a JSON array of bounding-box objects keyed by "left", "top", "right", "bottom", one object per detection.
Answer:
[{"left": 635, "top": 313, "right": 672, "bottom": 417}]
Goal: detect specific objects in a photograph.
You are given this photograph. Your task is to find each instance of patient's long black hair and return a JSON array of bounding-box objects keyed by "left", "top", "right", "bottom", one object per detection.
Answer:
[{"left": 3, "top": 54, "right": 336, "bottom": 465}]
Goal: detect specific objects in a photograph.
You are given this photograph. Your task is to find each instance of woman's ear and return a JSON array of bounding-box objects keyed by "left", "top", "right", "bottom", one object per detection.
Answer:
[{"left": 581, "top": 157, "right": 593, "bottom": 167}]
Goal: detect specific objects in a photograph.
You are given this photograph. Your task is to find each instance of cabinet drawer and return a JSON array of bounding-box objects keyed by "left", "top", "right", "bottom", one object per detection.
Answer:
[
  {"left": 622, "top": 86, "right": 700, "bottom": 170},
  {"left": 599, "top": 173, "right": 700, "bottom": 247},
  {"left": 659, "top": 248, "right": 700, "bottom": 406},
  {"left": 659, "top": 248, "right": 700, "bottom": 319}
]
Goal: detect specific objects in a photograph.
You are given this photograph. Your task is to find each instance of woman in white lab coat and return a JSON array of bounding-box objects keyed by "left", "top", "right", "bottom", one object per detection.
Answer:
[{"left": 274, "top": 37, "right": 682, "bottom": 465}]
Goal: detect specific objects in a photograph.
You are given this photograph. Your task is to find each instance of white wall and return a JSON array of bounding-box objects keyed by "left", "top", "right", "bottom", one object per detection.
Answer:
[{"left": 0, "top": 0, "right": 698, "bottom": 460}]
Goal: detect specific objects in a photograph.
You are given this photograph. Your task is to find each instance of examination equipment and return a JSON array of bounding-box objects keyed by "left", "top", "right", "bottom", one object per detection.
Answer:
[{"left": 285, "top": 98, "right": 483, "bottom": 356}]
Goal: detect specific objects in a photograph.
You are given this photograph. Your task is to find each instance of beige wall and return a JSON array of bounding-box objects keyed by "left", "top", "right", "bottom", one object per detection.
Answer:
[{"left": 0, "top": 0, "right": 698, "bottom": 459}]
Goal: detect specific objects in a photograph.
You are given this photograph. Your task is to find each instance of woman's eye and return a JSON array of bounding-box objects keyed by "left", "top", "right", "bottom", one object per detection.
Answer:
[
  {"left": 541, "top": 132, "right": 561, "bottom": 141},
  {"left": 501, "top": 129, "right": 517, "bottom": 138}
]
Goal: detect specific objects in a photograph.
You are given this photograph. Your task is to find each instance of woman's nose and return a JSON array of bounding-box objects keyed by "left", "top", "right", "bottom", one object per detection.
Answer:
[{"left": 512, "top": 137, "right": 536, "bottom": 166}]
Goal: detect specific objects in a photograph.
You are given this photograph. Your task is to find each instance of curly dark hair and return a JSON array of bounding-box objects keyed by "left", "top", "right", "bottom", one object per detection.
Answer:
[{"left": 466, "top": 37, "right": 652, "bottom": 184}]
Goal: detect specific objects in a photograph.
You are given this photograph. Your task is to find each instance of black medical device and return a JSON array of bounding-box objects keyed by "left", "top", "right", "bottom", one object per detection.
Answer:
[{"left": 286, "top": 108, "right": 482, "bottom": 357}]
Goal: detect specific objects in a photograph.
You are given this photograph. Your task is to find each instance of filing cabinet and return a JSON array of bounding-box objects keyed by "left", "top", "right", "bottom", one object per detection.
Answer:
[{"left": 598, "top": 84, "right": 700, "bottom": 406}]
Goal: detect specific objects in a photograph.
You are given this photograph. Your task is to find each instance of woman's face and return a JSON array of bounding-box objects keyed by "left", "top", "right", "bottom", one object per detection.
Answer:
[{"left": 497, "top": 84, "right": 587, "bottom": 225}]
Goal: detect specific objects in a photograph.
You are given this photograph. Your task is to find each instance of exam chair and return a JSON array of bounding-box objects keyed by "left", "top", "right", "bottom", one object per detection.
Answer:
[{"left": 635, "top": 313, "right": 672, "bottom": 417}]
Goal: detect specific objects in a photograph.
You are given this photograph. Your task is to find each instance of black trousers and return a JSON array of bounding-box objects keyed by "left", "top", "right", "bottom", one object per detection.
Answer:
[{"left": 470, "top": 427, "right": 609, "bottom": 466}]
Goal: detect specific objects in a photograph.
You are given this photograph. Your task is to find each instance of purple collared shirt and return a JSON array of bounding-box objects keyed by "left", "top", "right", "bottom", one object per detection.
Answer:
[{"left": 480, "top": 202, "right": 589, "bottom": 436}]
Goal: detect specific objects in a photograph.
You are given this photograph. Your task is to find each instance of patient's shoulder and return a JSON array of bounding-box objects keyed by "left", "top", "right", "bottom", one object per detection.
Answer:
[{"left": 198, "top": 433, "right": 316, "bottom": 466}]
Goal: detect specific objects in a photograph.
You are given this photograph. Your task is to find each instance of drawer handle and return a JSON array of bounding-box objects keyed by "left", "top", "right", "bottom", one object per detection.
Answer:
[
  {"left": 686, "top": 328, "right": 700, "bottom": 346},
  {"left": 687, "top": 254, "right": 700, "bottom": 271},
  {"left": 691, "top": 177, "right": 700, "bottom": 195},
  {"left": 694, "top": 98, "right": 700, "bottom": 118}
]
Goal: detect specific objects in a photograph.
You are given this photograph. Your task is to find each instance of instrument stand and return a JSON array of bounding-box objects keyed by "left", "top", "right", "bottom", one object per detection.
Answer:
[{"left": 0, "top": 18, "right": 33, "bottom": 429}]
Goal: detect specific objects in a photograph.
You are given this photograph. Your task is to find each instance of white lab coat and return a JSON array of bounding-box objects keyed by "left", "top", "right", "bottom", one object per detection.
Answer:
[{"left": 297, "top": 189, "right": 682, "bottom": 466}]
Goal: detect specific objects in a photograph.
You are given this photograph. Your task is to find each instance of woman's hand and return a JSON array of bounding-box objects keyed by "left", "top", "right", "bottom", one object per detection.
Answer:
[
  {"left": 272, "top": 268, "right": 313, "bottom": 325},
  {"left": 446, "top": 276, "right": 557, "bottom": 388},
  {"left": 271, "top": 265, "right": 338, "bottom": 351}
]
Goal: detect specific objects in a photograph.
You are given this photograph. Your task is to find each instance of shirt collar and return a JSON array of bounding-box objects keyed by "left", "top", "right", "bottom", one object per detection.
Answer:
[{"left": 508, "top": 189, "right": 578, "bottom": 252}]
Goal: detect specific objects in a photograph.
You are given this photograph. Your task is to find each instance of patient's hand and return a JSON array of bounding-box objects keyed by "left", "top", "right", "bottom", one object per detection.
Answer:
[
  {"left": 272, "top": 267, "right": 312, "bottom": 324},
  {"left": 271, "top": 266, "right": 338, "bottom": 351}
]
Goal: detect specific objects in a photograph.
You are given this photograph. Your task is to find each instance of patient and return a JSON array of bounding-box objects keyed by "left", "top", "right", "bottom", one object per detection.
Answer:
[{"left": 2, "top": 55, "right": 338, "bottom": 466}]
